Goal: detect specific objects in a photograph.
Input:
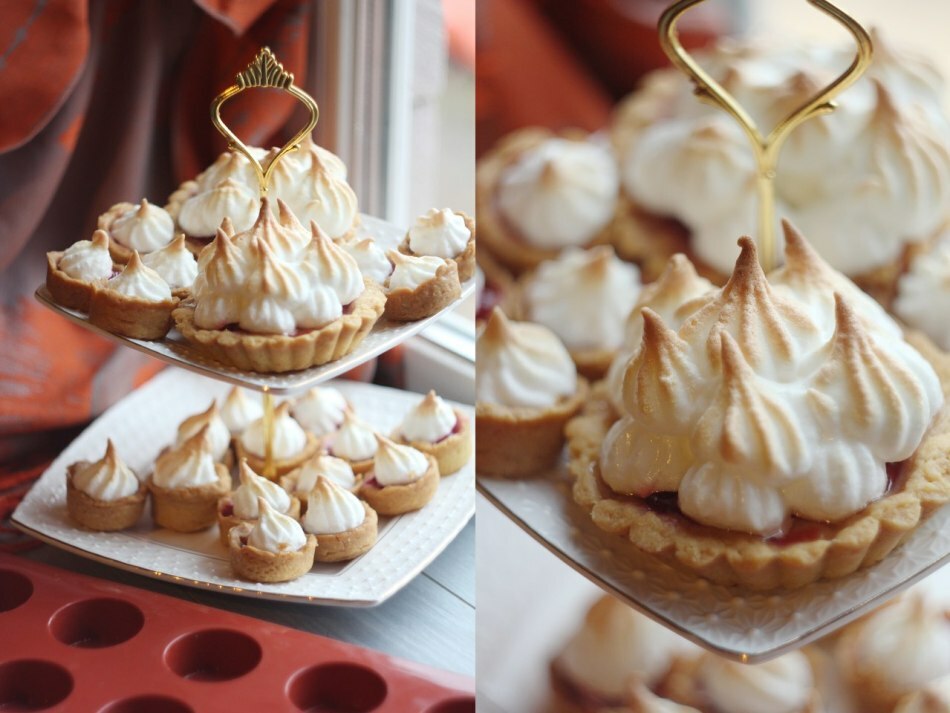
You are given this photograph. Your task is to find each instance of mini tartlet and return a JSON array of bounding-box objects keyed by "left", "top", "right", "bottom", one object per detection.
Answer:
[
  {"left": 505, "top": 245, "right": 641, "bottom": 380},
  {"left": 88, "top": 251, "right": 178, "bottom": 340},
  {"left": 359, "top": 435, "right": 439, "bottom": 515},
  {"left": 217, "top": 460, "right": 301, "bottom": 547},
  {"left": 291, "top": 386, "right": 351, "bottom": 438},
  {"left": 147, "top": 426, "right": 231, "bottom": 532},
  {"left": 174, "top": 400, "right": 232, "bottom": 465},
  {"left": 229, "top": 498, "right": 317, "bottom": 583},
  {"left": 302, "top": 476, "right": 377, "bottom": 562},
  {"left": 384, "top": 250, "right": 461, "bottom": 322},
  {"left": 45, "top": 230, "right": 115, "bottom": 312},
  {"left": 281, "top": 451, "right": 360, "bottom": 503},
  {"left": 566, "top": 223, "right": 950, "bottom": 590},
  {"left": 476, "top": 127, "right": 623, "bottom": 280},
  {"left": 476, "top": 308, "right": 588, "bottom": 478},
  {"left": 323, "top": 411, "right": 380, "bottom": 474},
  {"left": 400, "top": 208, "right": 476, "bottom": 282},
  {"left": 66, "top": 440, "right": 146, "bottom": 532},
  {"left": 235, "top": 402, "right": 320, "bottom": 477},
  {"left": 172, "top": 198, "right": 385, "bottom": 372},
  {"left": 97, "top": 198, "right": 176, "bottom": 263},
  {"left": 394, "top": 390, "right": 472, "bottom": 475}
]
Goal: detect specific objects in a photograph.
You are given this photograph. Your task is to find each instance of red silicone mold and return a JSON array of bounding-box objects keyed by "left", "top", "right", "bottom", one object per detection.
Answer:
[{"left": 0, "top": 553, "right": 473, "bottom": 712}]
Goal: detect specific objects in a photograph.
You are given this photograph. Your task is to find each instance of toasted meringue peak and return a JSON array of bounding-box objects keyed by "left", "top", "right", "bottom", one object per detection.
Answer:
[
  {"left": 196, "top": 150, "right": 261, "bottom": 193},
  {"left": 302, "top": 475, "right": 365, "bottom": 535},
  {"left": 330, "top": 411, "right": 378, "bottom": 462},
  {"left": 178, "top": 177, "right": 260, "bottom": 237},
  {"left": 72, "top": 439, "right": 139, "bottom": 502},
  {"left": 373, "top": 434, "right": 430, "bottom": 486},
  {"left": 557, "top": 595, "right": 699, "bottom": 699},
  {"left": 279, "top": 159, "right": 359, "bottom": 239},
  {"left": 305, "top": 221, "right": 365, "bottom": 304},
  {"left": 141, "top": 234, "right": 197, "bottom": 290},
  {"left": 476, "top": 308, "right": 577, "bottom": 409},
  {"left": 108, "top": 199, "right": 175, "bottom": 252},
  {"left": 386, "top": 249, "right": 446, "bottom": 292},
  {"left": 294, "top": 133, "right": 348, "bottom": 179},
  {"left": 291, "top": 386, "right": 348, "bottom": 437},
  {"left": 220, "top": 387, "right": 263, "bottom": 435},
  {"left": 399, "top": 390, "right": 457, "bottom": 443},
  {"left": 59, "top": 231, "right": 113, "bottom": 282},
  {"left": 106, "top": 251, "right": 172, "bottom": 302},
  {"left": 232, "top": 459, "right": 292, "bottom": 519},
  {"left": 697, "top": 651, "right": 814, "bottom": 713},
  {"left": 175, "top": 401, "right": 231, "bottom": 462},
  {"left": 276, "top": 198, "right": 307, "bottom": 234},
  {"left": 497, "top": 136, "right": 618, "bottom": 249},
  {"left": 247, "top": 498, "right": 307, "bottom": 554},
  {"left": 340, "top": 236, "right": 392, "bottom": 284},
  {"left": 524, "top": 246, "right": 641, "bottom": 352},
  {"left": 604, "top": 230, "right": 943, "bottom": 535},
  {"left": 287, "top": 451, "right": 356, "bottom": 493},
  {"left": 408, "top": 208, "right": 471, "bottom": 259},
  {"left": 153, "top": 425, "right": 219, "bottom": 489},
  {"left": 241, "top": 197, "right": 311, "bottom": 260},
  {"left": 240, "top": 402, "right": 308, "bottom": 460}
]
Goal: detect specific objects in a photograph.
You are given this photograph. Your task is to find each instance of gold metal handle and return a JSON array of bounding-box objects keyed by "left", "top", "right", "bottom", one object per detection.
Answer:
[
  {"left": 658, "top": 0, "right": 873, "bottom": 271},
  {"left": 210, "top": 47, "right": 320, "bottom": 195}
]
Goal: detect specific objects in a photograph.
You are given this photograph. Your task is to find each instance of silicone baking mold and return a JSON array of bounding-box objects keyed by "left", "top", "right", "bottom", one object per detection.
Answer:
[{"left": 0, "top": 552, "right": 474, "bottom": 712}]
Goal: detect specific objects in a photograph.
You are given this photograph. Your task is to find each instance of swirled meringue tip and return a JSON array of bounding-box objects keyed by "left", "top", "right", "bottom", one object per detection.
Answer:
[
  {"left": 180, "top": 422, "right": 215, "bottom": 454},
  {"left": 277, "top": 198, "right": 305, "bottom": 233},
  {"left": 219, "top": 216, "right": 235, "bottom": 237},
  {"left": 238, "top": 457, "right": 259, "bottom": 485},
  {"left": 309, "top": 219, "right": 334, "bottom": 244},
  {"left": 91, "top": 229, "right": 110, "bottom": 250},
  {"left": 482, "top": 306, "right": 514, "bottom": 344},
  {"left": 178, "top": 401, "right": 220, "bottom": 435},
  {"left": 104, "top": 438, "right": 120, "bottom": 466}
]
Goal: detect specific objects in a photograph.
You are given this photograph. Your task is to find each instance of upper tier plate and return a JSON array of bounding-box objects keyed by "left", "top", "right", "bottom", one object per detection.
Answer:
[
  {"left": 13, "top": 368, "right": 475, "bottom": 606},
  {"left": 477, "top": 467, "right": 950, "bottom": 662},
  {"left": 36, "top": 214, "right": 474, "bottom": 395}
]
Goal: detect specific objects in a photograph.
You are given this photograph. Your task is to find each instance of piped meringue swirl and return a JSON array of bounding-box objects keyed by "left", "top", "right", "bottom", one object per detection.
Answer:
[
  {"left": 59, "top": 230, "right": 114, "bottom": 282},
  {"left": 302, "top": 476, "right": 365, "bottom": 534},
  {"left": 71, "top": 440, "right": 140, "bottom": 501}
]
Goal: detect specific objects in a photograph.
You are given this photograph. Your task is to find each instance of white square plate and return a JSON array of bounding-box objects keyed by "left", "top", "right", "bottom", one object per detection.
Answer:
[
  {"left": 36, "top": 214, "right": 475, "bottom": 394},
  {"left": 13, "top": 367, "right": 474, "bottom": 606},
  {"left": 477, "top": 466, "right": 950, "bottom": 661}
]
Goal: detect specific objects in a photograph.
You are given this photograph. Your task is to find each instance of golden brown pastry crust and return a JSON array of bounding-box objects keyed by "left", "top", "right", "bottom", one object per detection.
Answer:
[
  {"left": 65, "top": 467, "right": 147, "bottom": 532},
  {"left": 88, "top": 284, "right": 178, "bottom": 340},
  {"left": 477, "top": 378, "right": 589, "bottom": 478},
  {"left": 399, "top": 212, "right": 477, "bottom": 283},
  {"left": 45, "top": 251, "right": 109, "bottom": 313},
  {"left": 564, "top": 331, "right": 950, "bottom": 591},
  {"left": 172, "top": 279, "right": 386, "bottom": 373},
  {"left": 216, "top": 496, "right": 301, "bottom": 548},
  {"left": 311, "top": 502, "right": 378, "bottom": 562},
  {"left": 359, "top": 455, "right": 440, "bottom": 515},
  {"left": 384, "top": 260, "right": 461, "bottom": 322},
  {"left": 395, "top": 410, "right": 472, "bottom": 476},
  {"left": 234, "top": 433, "right": 321, "bottom": 479},
  {"left": 147, "top": 464, "right": 231, "bottom": 533},
  {"left": 228, "top": 524, "right": 317, "bottom": 583},
  {"left": 476, "top": 128, "right": 622, "bottom": 277}
]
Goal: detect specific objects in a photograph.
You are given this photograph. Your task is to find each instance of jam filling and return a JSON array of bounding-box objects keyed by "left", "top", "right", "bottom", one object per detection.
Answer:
[
  {"left": 638, "top": 460, "right": 910, "bottom": 544},
  {"left": 220, "top": 501, "right": 234, "bottom": 517},
  {"left": 432, "top": 417, "right": 463, "bottom": 444}
]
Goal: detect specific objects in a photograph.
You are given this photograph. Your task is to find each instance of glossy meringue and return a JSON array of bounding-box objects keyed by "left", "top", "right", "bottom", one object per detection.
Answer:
[
  {"left": 331, "top": 412, "right": 378, "bottom": 462},
  {"left": 108, "top": 199, "right": 175, "bottom": 252},
  {"left": 153, "top": 427, "right": 220, "bottom": 489},
  {"left": 339, "top": 236, "right": 392, "bottom": 284},
  {"left": 141, "top": 235, "right": 197, "bottom": 290},
  {"left": 272, "top": 150, "right": 358, "bottom": 239},
  {"left": 291, "top": 387, "right": 349, "bottom": 436},
  {"left": 219, "top": 387, "right": 263, "bottom": 435},
  {"left": 247, "top": 498, "right": 307, "bottom": 554},
  {"left": 105, "top": 252, "right": 172, "bottom": 302},
  {"left": 59, "top": 231, "right": 114, "bottom": 282},
  {"left": 240, "top": 403, "right": 308, "bottom": 460},
  {"left": 72, "top": 440, "right": 139, "bottom": 501},
  {"left": 387, "top": 251, "right": 447, "bottom": 291},
  {"left": 176, "top": 401, "right": 231, "bottom": 462},
  {"left": 476, "top": 308, "right": 577, "bottom": 409},
  {"left": 302, "top": 476, "right": 365, "bottom": 534},
  {"left": 524, "top": 246, "right": 641, "bottom": 352},
  {"left": 497, "top": 137, "right": 618, "bottom": 249},
  {"left": 373, "top": 435, "right": 429, "bottom": 486},
  {"left": 231, "top": 460, "right": 293, "bottom": 519},
  {"left": 399, "top": 390, "right": 456, "bottom": 443},
  {"left": 288, "top": 452, "right": 356, "bottom": 493},
  {"left": 408, "top": 208, "right": 471, "bottom": 259},
  {"left": 178, "top": 177, "right": 260, "bottom": 237}
]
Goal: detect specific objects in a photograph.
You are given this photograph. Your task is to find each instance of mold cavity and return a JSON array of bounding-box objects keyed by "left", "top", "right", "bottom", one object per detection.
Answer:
[
  {"left": 0, "top": 660, "right": 73, "bottom": 710},
  {"left": 424, "top": 698, "right": 476, "bottom": 713},
  {"left": 164, "top": 629, "right": 261, "bottom": 682},
  {"left": 99, "top": 695, "right": 194, "bottom": 713},
  {"left": 287, "top": 663, "right": 387, "bottom": 712},
  {"left": 49, "top": 598, "right": 144, "bottom": 648},
  {"left": 0, "top": 570, "right": 33, "bottom": 613}
]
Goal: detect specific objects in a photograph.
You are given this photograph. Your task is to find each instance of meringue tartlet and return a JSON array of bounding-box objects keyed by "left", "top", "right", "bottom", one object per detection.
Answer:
[
  {"left": 66, "top": 440, "right": 146, "bottom": 531},
  {"left": 401, "top": 208, "right": 476, "bottom": 282},
  {"left": 476, "top": 308, "right": 587, "bottom": 478},
  {"left": 281, "top": 451, "right": 360, "bottom": 504},
  {"left": 291, "top": 386, "right": 351, "bottom": 438},
  {"left": 384, "top": 250, "right": 461, "bottom": 322},
  {"left": 147, "top": 426, "right": 231, "bottom": 532},
  {"left": 302, "top": 476, "right": 378, "bottom": 562},
  {"left": 217, "top": 459, "right": 301, "bottom": 547},
  {"left": 323, "top": 411, "right": 380, "bottom": 474},
  {"left": 46, "top": 230, "right": 115, "bottom": 312},
  {"left": 88, "top": 251, "right": 178, "bottom": 340},
  {"left": 172, "top": 198, "right": 385, "bottom": 373},
  {"left": 395, "top": 390, "right": 472, "bottom": 475},
  {"left": 507, "top": 245, "right": 642, "bottom": 380},
  {"left": 235, "top": 402, "right": 320, "bottom": 478},
  {"left": 566, "top": 222, "right": 950, "bottom": 590},
  {"left": 359, "top": 435, "right": 440, "bottom": 515},
  {"left": 97, "top": 198, "right": 175, "bottom": 263},
  {"left": 229, "top": 498, "right": 317, "bottom": 583},
  {"left": 476, "top": 127, "right": 623, "bottom": 281}
]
